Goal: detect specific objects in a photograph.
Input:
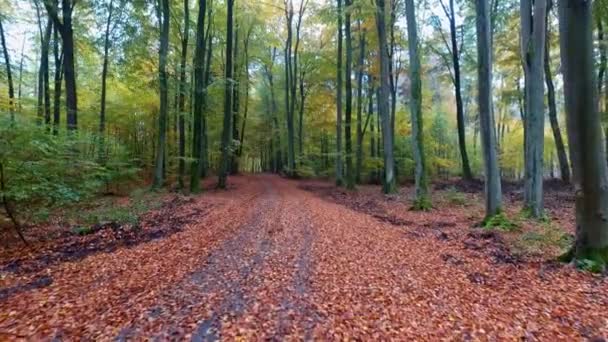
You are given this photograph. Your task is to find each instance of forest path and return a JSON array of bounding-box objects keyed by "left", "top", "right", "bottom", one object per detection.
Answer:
[{"left": 1, "top": 175, "right": 607, "bottom": 339}]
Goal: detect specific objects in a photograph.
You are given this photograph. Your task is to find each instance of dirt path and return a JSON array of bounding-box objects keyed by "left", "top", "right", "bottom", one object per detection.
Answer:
[{"left": 1, "top": 175, "right": 607, "bottom": 340}]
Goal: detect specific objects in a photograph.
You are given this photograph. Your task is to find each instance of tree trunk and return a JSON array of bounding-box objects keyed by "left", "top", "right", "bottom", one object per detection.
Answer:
[
  {"left": 405, "top": 0, "right": 429, "bottom": 208},
  {"left": 355, "top": 24, "right": 366, "bottom": 184},
  {"left": 444, "top": 0, "right": 473, "bottom": 180},
  {"left": 190, "top": 0, "right": 207, "bottom": 192},
  {"left": 375, "top": 0, "right": 396, "bottom": 194},
  {"left": 558, "top": 0, "right": 608, "bottom": 269},
  {"left": 545, "top": 4, "right": 570, "bottom": 183},
  {"left": 521, "top": 0, "right": 547, "bottom": 218},
  {"left": 335, "top": 0, "right": 344, "bottom": 186},
  {"left": 231, "top": 24, "right": 240, "bottom": 174},
  {"left": 238, "top": 26, "right": 253, "bottom": 158},
  {"left": 0, "top": 16, "right": 15, "bottom": 121},
  {"left": 53, "top": 24, "right": 63, "bottom": 135},
  {"left": 99, "top": 0, "right": 114, "bottom": 163},
  {"left": 218, "top": 0, "right": 234, "bottom": 189},
  {"left": 344, "top": 0, "right": 354, "bottom": 189},
  {"left": 176, "top": 0, "right": 189, "bottom": 189},
  {"left": 42, "top": 21, "right": 52, "bottom": 126},
  {"left": 153, "top": 0, "right": 170, "bottom": 188},
  {"left": 476, "top": 0, "right": 502, "bottom": 218}
]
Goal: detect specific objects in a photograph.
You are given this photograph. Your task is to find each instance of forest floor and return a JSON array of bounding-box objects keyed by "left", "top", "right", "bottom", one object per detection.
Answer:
[{"left": 1, "top": 174, "right": 607, "bottom": 340}]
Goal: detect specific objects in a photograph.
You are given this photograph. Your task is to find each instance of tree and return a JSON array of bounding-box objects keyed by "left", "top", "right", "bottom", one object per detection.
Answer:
[
  {"left": 218, "top": 0, "right": 235, "bottom": 189},
  {"left": 344, "top": 0, "right": 355, "bottom": 189},
  {"left": 191, "top": 0, "right": 209, "bottom": 192},
  {"left": 521, "top": 0, "right": 547, "bottom": 218},
  {"left": 355, "top": 20, "right": 366, "bottom": 184},
  {"left": 176, "top": 0, "right": 189, "bottom": 189},
  {"left": 544, "top": 0, "right": 570, "bottom": 183},
  {"left": 436, "top": 0, "right": 473, "bottom": 180},
  {"left": 152, "top": 0, "right": 170, "bottom": 189},
  {"left": 336, "top": 0, "right": 344, "bottom": 186},
  {"left": 476, "top": 0, "right": 502, "bottom": 218},
  {"left": 558, "top": 0, "right": 608, "bottom": 270},
  {"left": 405, "top": 0, "right": 430, "bottom": 209},
  {"left": 99, "top": 0, "right": 116, "bottom": 162},
  {"left": 375, "top": 0, "right": 397, "bottom": 194},
  {"left": 43, "top": 0, "right": 78, "bottom": 131},
  {"left": 0, "top": 13, "right": 15, "bottom": 121}
]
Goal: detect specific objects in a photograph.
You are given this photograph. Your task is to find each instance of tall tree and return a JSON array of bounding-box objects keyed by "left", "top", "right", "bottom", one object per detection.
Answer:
[
  {"left": 336, "top": 0, "right": 344, "bottom": 186},
  {"left": 218, "top": 0, "right": 235, "bottom": 189},
  {"left": 344, "top": 0, "right": 354, "bottom": 189},
  {"left": 52, "top": 23, "right": 63, "bottom": 135},
  {"left": 437, "top": 0, "right": 473, "bottom": 180},
  {"left": 152, "top": 0, "right": 170, "bottom": 188},
  {"left": 521, "top": 0, "right": 547, "bottom": 218},
  {"left": 44, "top": 0, "right": 78, "bottom": 131},
  {"left": 191, "top": 0, "right": 208, "bottom": 192},
  {"left": 355, "top": 21, "right": 366, "bottom": 184},
  {"left": 0, "top": 14, "right": 15, "bottom": 121},
  {"left": 375, "top": 0, "right": 397, "bottom": 194},
  {"left": 476, "top": 0, "right": 502, "bottom": 218},
  {"left": 544, "top": 1, "right": 570, "bottom": 183},
  {"left": 176, "top": 0, "right": 189, "bottom": 189},
  {"left": 99, "top": 0, "right": 115, "bottom": 162},
  {"left": 405, "top": 0, "right": 430, "bottom": 209},
  {"left": 558, "top": 0, "right": 608, "bottom": 270}
]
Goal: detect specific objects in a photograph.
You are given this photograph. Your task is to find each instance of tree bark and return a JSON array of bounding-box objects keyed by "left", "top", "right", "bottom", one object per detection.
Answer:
[
  {"left": 176, "top": 0, "right": 189, "bottom": 189},
  {"left": 355, "top": 23, "right": 366, "bottom": 184},
  {"left": 335, "top": 0, "right": 344, "bottom": 186},
  {"left": 152, "top": 0, "right": 170, "bottom": 188},
  {"left": 375, "top": 0, "right": 396, "bottom": 194},
  {"left": 521, "top": 0, "right": 547, "bottom": 218},
  {"left": 0, "top": 15, "right": 15, "bottom": 121},
  {"left": 191, "top": 0, "right": 207, "bottom": 192},
  {"left": 52, "top": 23, "right": 63, "bottom": 135},
  {"left": 545, "top": 3, "right": 570, "bottom": 183},
  {"left": 344, "top": 0, "right": 354, "bottom": 189},
  {"left": 99, "top": 0, "right": 114, "bottom": 162},
  {"left": 558, "top": 0, "right": 608, "bottom": 268},
  {"left": 476, "top": 0, "right": 502, "bottom": 218},
  {"left": 218, "top": 0, "right": 234, "bottom": 189},
  {"left": 405, "top": 0, "right": 430, "bottom": 208}
]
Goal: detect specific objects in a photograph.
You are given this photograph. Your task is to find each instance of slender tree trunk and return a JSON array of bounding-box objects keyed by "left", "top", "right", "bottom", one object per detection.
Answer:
[
  {"left": 238, "top": 27, "right": 252, "bottom": 157},
  {"left": 355, "top": 24, "right": 366, "bottom": 184},
  {"left": 99, "top": 0, "right": 114, "bottom": 163},
  {"left": 218, "top": 0, "right": 234, "bottom": 189},
  {"left": 476, "top": 0, "right": 502, "bottom": 218},
  {"left": 52, "top": 24, "right": 63, "bottom": 135},
  {"left": 375, "top": 0, "right": 396, "bottom": 194},
  {"left": 231, "top": 24, "right": 240, "bottom": 174},
  {"left": 521, "top": 0, "right": 547, "bottom": 218},
  {"left": 344, "top": 0, "right": 354, "bottom": 189},
  {"left": 405, "top": 0, "right": 429, "bottom": 208},
  {"left": 443, "top": 0, "right": 472, "bottom": 180},
  {"left": 545, "top": 4, "right": 570, "bottom": 183},
  {"left": 17, "top": 34, "right": 25, "bottom": 113},
  {"left": 191, "top": 0, "right": 207, "bottom": 192},
  {"left": 177, "top": 0, "right": 189, "bottom": 189},
  {"left": 0, "top": 16, "right": 15, "bottom": 121},
  {"left": 336, "top": 0, "right": 344, "bottom": 186},
  {"left": 42, "top": 21, "right": 52, "bottom": 126},
  {"left": 153, "top": 0, "right": 170, "bottom": 188},
  {"left": 558, "top": 0, "right": 608, "bottom": 269}
]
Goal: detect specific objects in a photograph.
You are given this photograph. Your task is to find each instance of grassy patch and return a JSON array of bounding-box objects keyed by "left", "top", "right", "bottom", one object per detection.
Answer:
[
  {"left": 512, "top": 220, "right": 571, "bottom": 257},
  {"left": 444, "top": 186, "right": 468, "bottom": 206},
  {"left": 482, "top": 212, "right": 518, "bottom": 231},
  {"left": 62, "top": 187, "right": 167, "bottom": 229}
]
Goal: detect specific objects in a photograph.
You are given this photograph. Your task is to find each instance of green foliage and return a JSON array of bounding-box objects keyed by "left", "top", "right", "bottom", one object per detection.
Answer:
[
  {"left": 0, "top": 117, "right": 139, "bottom": 223},
  {"left": 445, "top": 186, "right": 467, "bottom": 206},
  {"left": 482, "top": 212, "right": 518, "bottom": 231},
  {"left": 411, "top": 196, "right": 433, "bottom": 211}
]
